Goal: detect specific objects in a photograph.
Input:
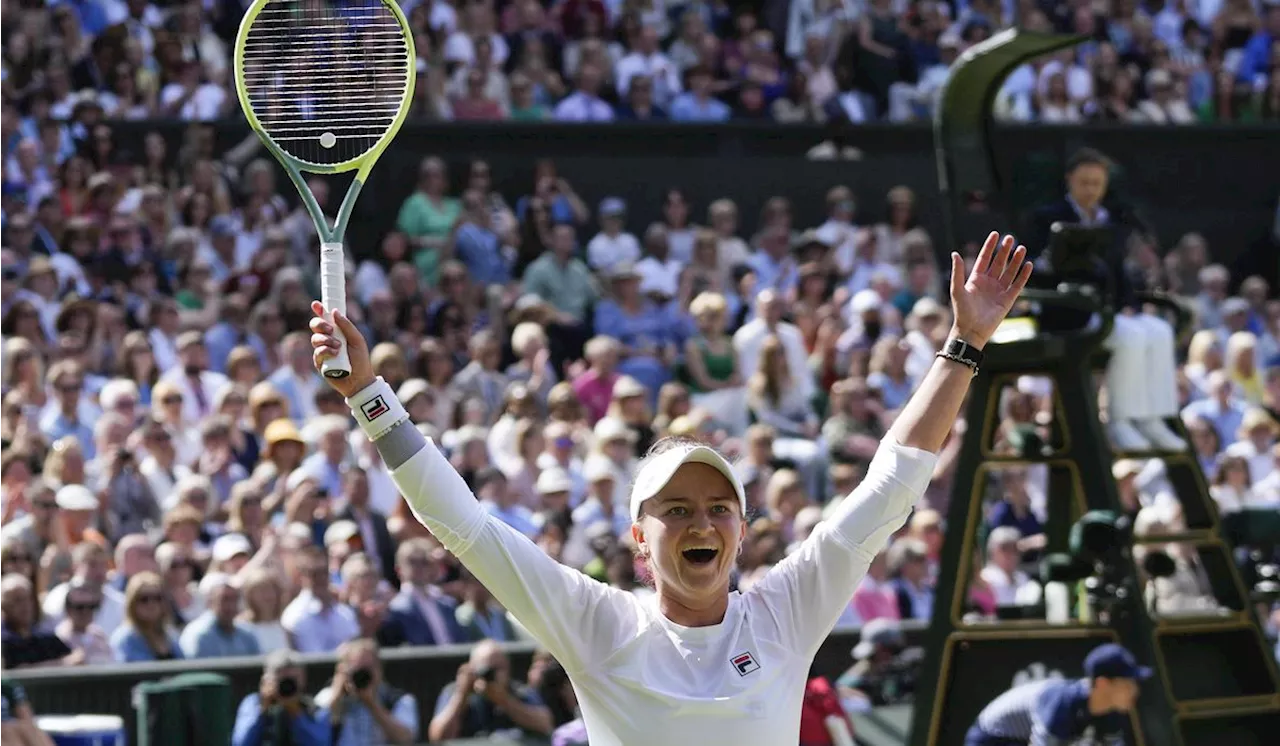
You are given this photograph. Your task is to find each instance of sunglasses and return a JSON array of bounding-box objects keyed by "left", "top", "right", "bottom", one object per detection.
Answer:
[
  {"left": 68, "top": 602, "right": 100, "bottom": 612},
  {"left": 162, "top": 396, "right": 182, "bottom": 404},
  {"left": 137, "top": 593, "right": 164, "bottom": 604},
  {"left": 6, "top": 554, "right": 32, "bottom": 563},
  {"left": 33, "top": 501, "right": 57, "bottom": 510}
]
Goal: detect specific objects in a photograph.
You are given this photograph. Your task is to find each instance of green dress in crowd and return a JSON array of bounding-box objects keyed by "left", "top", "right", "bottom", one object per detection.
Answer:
[
  {"left": 396, "top": 192, "right": 461, "bottom": 288},
  {"left": 685, "top": 336, "right": 737, "bottom": 393}
]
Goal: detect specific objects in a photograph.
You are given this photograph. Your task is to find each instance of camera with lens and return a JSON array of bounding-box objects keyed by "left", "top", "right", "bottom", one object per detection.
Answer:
[
  {"left": 351, "top": 668, "right": 373, "bottom": 690},
  {"left": 276, "top": 676, "right": 299, "bottom": 698},
  {"left": 473, "top": 665, "right": 497, "bottom": 682},
  {"left": 1039, "top": 511, "right": 1136, "bottom": 624}
]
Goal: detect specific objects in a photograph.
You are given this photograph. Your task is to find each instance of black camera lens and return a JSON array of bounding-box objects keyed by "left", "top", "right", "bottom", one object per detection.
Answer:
[
  {"left": 351, "top": 669, "right": 373, "bottom": 690},
  {"left": 276, "top": 677, "right": 299, "bottom": 697}
]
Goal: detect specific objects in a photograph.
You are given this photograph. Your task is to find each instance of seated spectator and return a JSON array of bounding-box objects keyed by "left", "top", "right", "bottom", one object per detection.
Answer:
[
  {"left": 670, "top": 65, "right": 731, "bottom": 122},
  {"left": 2, "top": 574, "right": 74, "bottom": 668},
  {"left": 110, "top": 571, "right": 183, "bottom": 662},
  {"left": 888, "top": 539, "right": 934, "bottom": 622},
  {"left": 850, "top": 551, "right": 900, "bottom": 625},
  {"left": 428, "top": 639, "right": 554, "bottom": 741},
  {"left": 554, "top": 63, "right": 615, "bottom": 121},
  {"left": 239, "top": 567, "right": 290, "bottom": 653},
  {"left": 985, "top": 468, "right": 1047, "bottom": 560},
  {"left": 53, "top": 578, "right": 114, "bottom": 665},
  {"left": 979, "top": 527, "right": 1037, "bottom": 608},
  {"left": 281, "top": 547, "right": 359, "bottom": 654},
  {"left": 454, "top": 567, "right": 518, "bottom": 642},
  {"left": 43, "top": 540, "right": 125, "bottom": 636},
  {"left": 684, "top": 291, "right": 748, "bottom": 435},
  {"left": 586, "top": 197, "right": 641, "bottom": 275},
  {"left": 315, "top": 639, "right": 418, "bottom": 746},
  {"left": 388, "top": 537, "right": 465, "bottom": 646},
  {"left": 747, "top": 336, "right": 826, "bottom": 493},
  {"left": 615, "top": 74, "right": 667, "bottom": 120},
  {"left": 179, "top": 572, "right": 261, "bottom": 659},
  {"left": 232, "top": 649, "right": 327, "bottom": 746},
  {"left": 594, "top": 264, "right": 683, "bottom": 399}
]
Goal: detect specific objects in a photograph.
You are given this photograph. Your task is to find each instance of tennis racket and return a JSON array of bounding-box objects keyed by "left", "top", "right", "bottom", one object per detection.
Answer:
[{"left": 234, "top": 0, "right": 415, "bottom": 379}]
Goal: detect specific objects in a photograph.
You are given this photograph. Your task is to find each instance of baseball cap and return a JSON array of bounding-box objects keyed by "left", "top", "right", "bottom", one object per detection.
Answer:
[
  {"left": 56, "top": 484, "right": 99, "bottom": 511},
  {"left": 212, "top": 533, "right": 253, "bottom": 563},
  {"left": 599, "top": 197, "right": 626, "bottom": 216},
  {"left": 853, "top": 618, "right": 905, "bottom": 659},
  {"left": 629, "top": 442, "right": 746, "bottom": 521},
  {"left": 1084, "top": 643, "right": 1152, "bottom": 680},
  {"left": 536, "top": 467, "right": 574, "bottom": 495}
]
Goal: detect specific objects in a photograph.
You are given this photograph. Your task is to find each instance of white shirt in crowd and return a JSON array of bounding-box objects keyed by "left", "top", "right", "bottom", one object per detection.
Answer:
[
  {"left": 636, "top": 255, "right": 683, "bottom": 298},
  {"left": 281, "top": 591, "right": 360, "bottom": 654},
  {"left": 587, "top": 231, "right": 642, "bottom": 274},
  {"left": 614, "top": 51, "right": 682, "bottom": 107},
  {"left": 554, "top": 93, "right": 616, "bottom": 122},
  {"left": 359, "top": 374, "right": 936, "bottom": 746},
  {"left": 442, "top": 31, "right": 509, "bottom": 67},
  {"left": 44, "top": 582, "right": 126, "bottom": 637},
  {"left": 981, "top": 565, "right": 1036, "bottom": 607},
  {"left": 733, "top": 319, "right": 816, "bottom": 403},
  {"left": 159, "top": 83, "right": 228, "bottom": 122}
]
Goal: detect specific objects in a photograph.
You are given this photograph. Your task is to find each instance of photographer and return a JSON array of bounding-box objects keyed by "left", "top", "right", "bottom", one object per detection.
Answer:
[
  {"left": 232, "top": 649, "right": 328, "bottom": 746},
  {"left": 835, "top": 618, "right": 920, "bottom": 711},
  {"left": 428, "top": 639, "right": 554, "bottom": 742},
  {"left": 314, "top": 639, "right": 417, "bottom": 746}
]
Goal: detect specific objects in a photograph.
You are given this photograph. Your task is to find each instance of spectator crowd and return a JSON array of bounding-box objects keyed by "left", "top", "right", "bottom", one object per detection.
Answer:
[
  {"left": 2, "top": 1, "right": 1280, "bottom": 745},
  {"left": 3, "top": 0, "right": 1280, "bottom": 127}
]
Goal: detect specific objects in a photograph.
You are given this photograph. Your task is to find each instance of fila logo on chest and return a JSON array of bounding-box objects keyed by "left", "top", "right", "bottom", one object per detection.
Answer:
[{"left": 731, "top": 651, "right": 760, "bottom": 677}]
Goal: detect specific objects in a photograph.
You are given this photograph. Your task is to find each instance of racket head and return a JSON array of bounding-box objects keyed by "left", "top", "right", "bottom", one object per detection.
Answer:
[{"left": 233, "top": 0, "right": 416, "bottom": 176}]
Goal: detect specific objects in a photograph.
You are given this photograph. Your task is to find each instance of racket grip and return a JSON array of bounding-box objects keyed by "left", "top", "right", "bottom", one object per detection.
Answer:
[{"left": 319, "top": 241, "right": 351, "bottom": 379}]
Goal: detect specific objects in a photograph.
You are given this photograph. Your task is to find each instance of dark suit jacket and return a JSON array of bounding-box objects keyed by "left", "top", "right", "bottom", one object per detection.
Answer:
[
  {"left": 387, "top": 589, "right": 466, "bottom": 647},
  {"left": 1026, "top": 197, "right": 1141, "bottom": 313},
  {"left": 336, "top": 506, "right": 397, "bottom": 586}
]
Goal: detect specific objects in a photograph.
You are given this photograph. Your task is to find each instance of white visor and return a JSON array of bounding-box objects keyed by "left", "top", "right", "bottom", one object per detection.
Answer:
[{"left": 629, "top": 444, "right": 747, "bottom": 521}]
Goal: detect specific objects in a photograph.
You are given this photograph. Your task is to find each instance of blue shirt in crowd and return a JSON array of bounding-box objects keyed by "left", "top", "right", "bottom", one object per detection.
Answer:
[
  {"left": 178, "top": 612, "right": 262, "bottom": 659},
  {"left": 967, "top": 678, "right": 1126, "bottom": 746}
]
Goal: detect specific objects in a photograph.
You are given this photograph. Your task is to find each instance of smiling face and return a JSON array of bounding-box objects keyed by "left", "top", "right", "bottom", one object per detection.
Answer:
[{"left": 632, "top": 462, "right": 745, "bottom": 621}]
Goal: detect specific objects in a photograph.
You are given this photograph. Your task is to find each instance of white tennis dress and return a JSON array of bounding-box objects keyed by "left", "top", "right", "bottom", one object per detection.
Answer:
[{"left": 349, "top": 378, "right": 937, "bottom": 745}]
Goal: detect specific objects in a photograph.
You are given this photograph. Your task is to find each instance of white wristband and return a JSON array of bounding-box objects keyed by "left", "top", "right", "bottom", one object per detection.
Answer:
[{"left": 346, "top": 376, "right": 409, "bottom": 442}]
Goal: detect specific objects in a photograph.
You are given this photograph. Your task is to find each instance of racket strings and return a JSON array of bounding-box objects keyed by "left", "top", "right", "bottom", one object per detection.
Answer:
[{"left": 239, "top": 0, "right": 409, "bottom": 166}]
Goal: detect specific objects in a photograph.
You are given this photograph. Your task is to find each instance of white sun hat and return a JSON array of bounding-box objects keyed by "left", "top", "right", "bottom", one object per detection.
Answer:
[{"left": 629, "top": 443, "right": 747, "bottom": 521}]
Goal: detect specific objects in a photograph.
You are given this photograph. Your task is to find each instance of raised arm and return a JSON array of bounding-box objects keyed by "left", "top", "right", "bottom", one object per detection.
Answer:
[
  {"left": 889, "top": 233, "right": 1032, "bottom": 453},
  {"left": 308, "top": 303, "right": 638, "bottom": 675},
  {"left": 751, "top": 233, "right": 1032, "bottom": 652}
]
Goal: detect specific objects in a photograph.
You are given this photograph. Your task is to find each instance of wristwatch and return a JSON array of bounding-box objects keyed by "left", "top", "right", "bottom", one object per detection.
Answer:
[{"left": 937, "top": 337, "right": 984, "bottom": 376}]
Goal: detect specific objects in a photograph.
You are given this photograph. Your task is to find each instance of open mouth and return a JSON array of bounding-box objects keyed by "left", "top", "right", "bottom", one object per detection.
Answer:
[{"left": 681, "top": 548, "right": 719, "bottom": 565}]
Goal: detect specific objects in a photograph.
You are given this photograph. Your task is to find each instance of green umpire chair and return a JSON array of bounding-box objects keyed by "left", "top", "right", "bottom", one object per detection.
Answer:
[{"left": 133, "top": 671, "right": 234, "bottom": 746}]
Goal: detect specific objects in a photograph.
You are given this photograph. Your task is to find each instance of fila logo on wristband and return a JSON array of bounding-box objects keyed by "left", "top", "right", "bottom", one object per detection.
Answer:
[{"left": 361, "top": 396, "right": 390, "bottom": 421}]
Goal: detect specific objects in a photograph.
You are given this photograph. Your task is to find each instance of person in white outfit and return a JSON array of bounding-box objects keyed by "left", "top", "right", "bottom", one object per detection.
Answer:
[
  {"left": 308, "top": 232, "right": 1033, "bottom": 745},
  {"left": 1029, "top": 148, "right": 1185, "bottom": 453}
]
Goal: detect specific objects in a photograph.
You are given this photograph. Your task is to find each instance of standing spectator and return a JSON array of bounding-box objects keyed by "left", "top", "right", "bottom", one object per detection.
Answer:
[
  {"left": 521, "top": 224, "right": 600, "bottom": 325},
  {"left": 239, "top": 568, "right": 290, "bottom": 654}
]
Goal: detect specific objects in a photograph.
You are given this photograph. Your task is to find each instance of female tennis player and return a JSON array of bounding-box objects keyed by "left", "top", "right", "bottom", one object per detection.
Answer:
[{"left": 310, "top": 232, "right": 1032, "bottom": 745}]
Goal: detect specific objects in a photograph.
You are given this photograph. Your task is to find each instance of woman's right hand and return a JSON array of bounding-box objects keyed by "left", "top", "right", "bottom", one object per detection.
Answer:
[{"left": 309, "top": 300, "right": 375, "bottom": 398}]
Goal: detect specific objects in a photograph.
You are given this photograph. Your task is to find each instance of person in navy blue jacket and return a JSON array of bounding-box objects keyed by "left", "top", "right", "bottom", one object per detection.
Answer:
[{"left": 965, "top": 643, "right": 1150, "bottom": 746}]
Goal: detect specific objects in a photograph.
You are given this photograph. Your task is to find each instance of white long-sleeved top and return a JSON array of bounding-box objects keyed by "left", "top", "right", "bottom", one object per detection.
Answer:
[{"left": 349, "top": 378, "right": 936, "bottom": 745}]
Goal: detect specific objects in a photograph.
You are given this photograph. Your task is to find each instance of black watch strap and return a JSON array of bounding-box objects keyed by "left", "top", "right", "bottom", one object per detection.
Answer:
[{"left": 937, "top": 337, "right": 984, "bottom": 375}]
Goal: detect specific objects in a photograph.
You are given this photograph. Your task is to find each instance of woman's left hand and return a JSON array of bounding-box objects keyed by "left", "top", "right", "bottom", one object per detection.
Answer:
[{"left": 948, "top": 231, "right": 1033, "bottom": 348}]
